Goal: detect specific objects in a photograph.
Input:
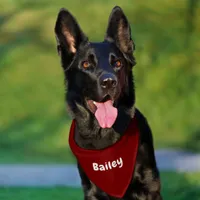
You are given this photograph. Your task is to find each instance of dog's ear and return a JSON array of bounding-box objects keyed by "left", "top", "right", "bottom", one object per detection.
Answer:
[
  {"left": 105, "top": 6, "right": 135, "bottom": 65},
  {"left": 55, "top": 8, "right": 88, "bottom": 67}
]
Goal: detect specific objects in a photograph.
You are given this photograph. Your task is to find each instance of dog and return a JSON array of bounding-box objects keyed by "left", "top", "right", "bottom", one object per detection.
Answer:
[{"left": 54, "top": 6, "right": 163, "bottom": 200}]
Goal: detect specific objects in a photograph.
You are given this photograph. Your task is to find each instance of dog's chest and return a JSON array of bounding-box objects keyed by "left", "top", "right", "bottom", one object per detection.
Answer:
[{"left": 75, "top": 129, "right": 121, "bottom": 150}]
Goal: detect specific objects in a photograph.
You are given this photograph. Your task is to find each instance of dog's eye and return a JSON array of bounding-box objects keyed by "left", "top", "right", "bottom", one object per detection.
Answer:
[
  {"left": 113, "top": 60, "right": 122, "bottom": 68},
  {"left": 82, "top": 61, "right": 90, "bottom": 69}
]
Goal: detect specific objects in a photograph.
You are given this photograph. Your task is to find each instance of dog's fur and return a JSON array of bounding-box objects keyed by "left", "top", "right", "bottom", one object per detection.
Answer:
[{"left": 54, "top": 6, "right": 163, "bottom": 200}]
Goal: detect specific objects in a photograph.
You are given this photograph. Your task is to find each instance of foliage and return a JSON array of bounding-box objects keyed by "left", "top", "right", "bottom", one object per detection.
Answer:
[{"left": 0, "top": 0, "right": 199, "bottom": 163}]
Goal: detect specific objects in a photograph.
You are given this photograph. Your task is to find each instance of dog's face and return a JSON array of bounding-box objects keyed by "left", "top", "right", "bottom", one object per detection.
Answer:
[{"left": 55, "top": 6, "right": 136, "bottom": 129}]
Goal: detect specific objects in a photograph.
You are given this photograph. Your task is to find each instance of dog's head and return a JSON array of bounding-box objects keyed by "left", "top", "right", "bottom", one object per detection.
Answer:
[{"left": 55, "top": 6, "right": 136, "bottom": 129}]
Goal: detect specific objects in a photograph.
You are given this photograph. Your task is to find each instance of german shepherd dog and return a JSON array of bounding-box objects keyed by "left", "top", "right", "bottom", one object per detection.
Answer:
[{"left": 54, "top": 6, "right": 163, "bottom": 200}]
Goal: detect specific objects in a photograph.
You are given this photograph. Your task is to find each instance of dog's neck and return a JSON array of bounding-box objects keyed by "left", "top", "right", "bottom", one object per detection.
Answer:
[{"left": 73, "top": 106, "right": 135, "bottom": 149}]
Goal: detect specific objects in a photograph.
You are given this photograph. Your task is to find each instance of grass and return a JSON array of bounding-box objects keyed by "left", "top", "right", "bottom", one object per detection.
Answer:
[
  {"left": 0, "top": 172, "right": 200, "bottom": 200},
  {"left": 0, "top": 187, "right": 82, "bottom": 200},
  {"left": 0, "top": 0, "right": 200, "bottom": 163}
]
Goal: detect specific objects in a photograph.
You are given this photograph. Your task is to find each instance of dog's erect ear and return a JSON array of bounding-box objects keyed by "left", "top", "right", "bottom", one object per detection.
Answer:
[
  {"left": 55, "top": 8, "right": 88, "bottom": 60},
  {"left": 105, "top": 6, "right": 135, "bottom": 63}
]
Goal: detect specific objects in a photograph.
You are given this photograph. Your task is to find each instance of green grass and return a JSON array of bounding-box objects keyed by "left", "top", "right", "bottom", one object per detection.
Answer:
[
  {"left": 0, "top": 172, "right": 200, "bottom": 200},
  {"left": 161, "top": 172, "right": 200, "bottom": 199},
  {"left": 0, "top": 0, "right": 200, "bottom": 163},
  {"left": 0, "top": 187, "right": 82, "bottom": 200}
]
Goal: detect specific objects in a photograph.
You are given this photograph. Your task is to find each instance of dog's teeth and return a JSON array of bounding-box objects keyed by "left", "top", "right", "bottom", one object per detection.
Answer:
[{"left": 93, "top": 101, "right": 96, "bottom": 105}]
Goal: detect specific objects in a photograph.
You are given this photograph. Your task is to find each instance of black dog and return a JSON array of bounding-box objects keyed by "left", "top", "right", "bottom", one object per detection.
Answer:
[{"left": 55, "top": 6, "right": 163, "bottom": 200}]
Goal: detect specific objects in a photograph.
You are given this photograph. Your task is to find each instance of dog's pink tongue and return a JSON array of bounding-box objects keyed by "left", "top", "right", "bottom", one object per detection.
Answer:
[{"left": 95, "top": 100, "right": 118, "bottom": 128}]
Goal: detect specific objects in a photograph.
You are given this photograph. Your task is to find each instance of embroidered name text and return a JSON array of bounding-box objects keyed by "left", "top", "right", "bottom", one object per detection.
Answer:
[{"left": 93, "top": 157, "right": 123, "bottom": 171}]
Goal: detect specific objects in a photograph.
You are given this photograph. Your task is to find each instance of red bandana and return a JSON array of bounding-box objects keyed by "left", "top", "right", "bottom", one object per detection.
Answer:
[{"left": 68, "top": 117, "right": 139, "bottom": 198}]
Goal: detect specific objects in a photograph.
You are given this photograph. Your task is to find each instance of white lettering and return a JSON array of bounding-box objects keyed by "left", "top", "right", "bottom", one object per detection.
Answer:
[
  {"left": 92, "top": 157, "right": 123, "bottom": 171},
  {"left": 108, "top": 161, "right": 112, "bottom": 169},
  {"left": 99, "top": 165, "right": 105, "bottom": 171},
  {"left": 105, "top": 162, "right": 108, "bottom": 170},
  {"left": 112, "top": 161, "right": 117, "bottom": 168},
  {"left": 117, "top": 157, "right": 123, "bottom": 168},
  {"left": 93, "top": 163, "right": 99, "bottom": 171}
]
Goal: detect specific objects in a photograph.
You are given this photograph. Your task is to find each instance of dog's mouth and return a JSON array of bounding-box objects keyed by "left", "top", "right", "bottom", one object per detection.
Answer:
[
  {"left": 86, "top": 95, "right": 118, "bottom": 128},
  {"left": 87, "top": 95, "right": 113, "bottom": 113}
]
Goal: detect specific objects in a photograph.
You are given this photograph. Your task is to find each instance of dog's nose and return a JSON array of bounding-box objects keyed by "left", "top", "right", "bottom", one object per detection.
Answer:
[{"left": 100, "top": 73, "right": 117, "bottom": 89}]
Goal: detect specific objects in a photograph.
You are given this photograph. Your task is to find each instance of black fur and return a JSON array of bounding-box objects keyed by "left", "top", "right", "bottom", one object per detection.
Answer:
[{"left": 54, "top": 6, "right": 163, "bottom": 200}]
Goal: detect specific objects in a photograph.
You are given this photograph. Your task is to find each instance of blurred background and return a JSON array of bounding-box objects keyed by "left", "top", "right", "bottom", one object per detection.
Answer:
[{"left": 0, "top": 0, "right": 200, "bottom": 199}]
